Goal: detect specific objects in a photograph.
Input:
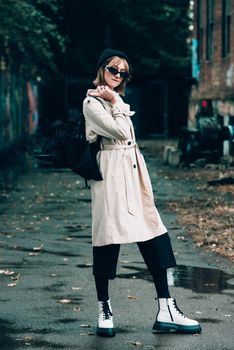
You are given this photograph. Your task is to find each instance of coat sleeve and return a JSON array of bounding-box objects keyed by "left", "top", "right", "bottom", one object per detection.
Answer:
[{"left": 83, "top": 97, "right": 131, "bottom": 140}]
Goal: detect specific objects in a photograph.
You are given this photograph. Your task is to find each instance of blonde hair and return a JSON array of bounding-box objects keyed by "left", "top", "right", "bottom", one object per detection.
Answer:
[{"left": 93, "top": 56, "right": 131, "bottom": 96}]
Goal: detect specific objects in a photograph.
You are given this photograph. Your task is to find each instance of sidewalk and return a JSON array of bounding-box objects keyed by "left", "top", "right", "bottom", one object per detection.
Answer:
[{"left": 0, "top": 144, "right": 233, "bottom": 350}]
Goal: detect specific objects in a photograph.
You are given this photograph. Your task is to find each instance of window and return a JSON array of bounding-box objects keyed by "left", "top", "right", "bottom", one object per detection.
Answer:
[
  {"left": 197, "top": 0, "right": 203, "bottom": 62},
  {"left": 222, "top": 0, "right": 231, "bottom": 57},
  {"left": 206, "top": 0, "right": 215, "bottom": 60}
]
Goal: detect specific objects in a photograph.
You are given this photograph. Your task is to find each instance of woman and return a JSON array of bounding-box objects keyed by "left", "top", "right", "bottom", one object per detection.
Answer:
[{"left": 83, "top": 49, "right": 202, "bottom": 337}]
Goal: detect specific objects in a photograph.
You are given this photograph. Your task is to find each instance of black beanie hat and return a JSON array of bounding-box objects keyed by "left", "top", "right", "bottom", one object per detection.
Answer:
[{"left": 96, "top": 48, "right": 129, "bottom": 70}]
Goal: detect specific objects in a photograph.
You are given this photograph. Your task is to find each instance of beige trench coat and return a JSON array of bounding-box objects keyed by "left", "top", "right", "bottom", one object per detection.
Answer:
[{"left": 83, "top": 94, "right": 167, "bottom": 246}]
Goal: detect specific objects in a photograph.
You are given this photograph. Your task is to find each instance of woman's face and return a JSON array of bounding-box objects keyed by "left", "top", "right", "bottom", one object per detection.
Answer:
[{"left": 103, "top": 58, "right": 127, "bottom": 89}]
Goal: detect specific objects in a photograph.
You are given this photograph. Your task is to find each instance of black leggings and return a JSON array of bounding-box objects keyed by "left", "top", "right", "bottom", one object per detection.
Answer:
[
  {"left": 95, "top": 268, "right": 170, "bottom": 301},
  {"left": 93, "top": 233, "right": 176, "bottom": 301}
]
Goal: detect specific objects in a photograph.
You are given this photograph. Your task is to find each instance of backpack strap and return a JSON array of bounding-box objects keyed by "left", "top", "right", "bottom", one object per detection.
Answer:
[
  {"left": 89, "top": 96, "right": 106, "bottom": 143},
  {"left": 89, "top": 96, "right": 106, "bottom": 110}
]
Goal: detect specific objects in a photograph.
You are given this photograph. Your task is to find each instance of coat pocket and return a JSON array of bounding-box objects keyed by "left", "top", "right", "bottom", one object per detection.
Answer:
[{"left": 122, "top": 155, "right": 139, "bottom": 216}]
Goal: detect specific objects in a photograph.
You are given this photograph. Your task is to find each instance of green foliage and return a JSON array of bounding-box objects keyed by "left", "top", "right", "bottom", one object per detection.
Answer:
[
  {"left": 0, "top": 0, "right": 191, "bottom": 80},
  {"left": 63, "top": 0, "right": 191, "bottom": 77},
  {"left": 0, "top": 0, "right": 66, "bottom": 78}
]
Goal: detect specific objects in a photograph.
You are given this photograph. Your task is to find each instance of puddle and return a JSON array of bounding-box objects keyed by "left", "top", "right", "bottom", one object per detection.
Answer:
[
  {"left": 167, "top": 265, "right": 233, "bottom": 293},
  {"left": 66, "top": 235, "right": 90, "bottom": 239},
  {"left": 0, "top": 153, "right": 29, "bottom": 193},
  {"left": 0, "top": 318, "right": 77, "bottom": 349},
  {"left": 43, "top": 282, "right": 67, "bottom": 292},
  {"left": 0, "top": 319, "right": 18, "bottom": 349},
  {"left": 64, "top": 224, "right": 91, "bottom": 232},
  {"left": 118, "top": 264, "right": 234, "bottom": 294},
  {"left": 76, "top": 198, "right": 91, "bottom": 203},
  {"left": 2, "top": 244, "right": 80, "bottom": 258},
  {"left": 0, "top": 151, "right": 68, "bottom": 195},
  {"left": 77, "top": 264, "right": 93, "bottom": 268},
  {"left": 58, "top": 318, "right": 78, "bottom": 324}
]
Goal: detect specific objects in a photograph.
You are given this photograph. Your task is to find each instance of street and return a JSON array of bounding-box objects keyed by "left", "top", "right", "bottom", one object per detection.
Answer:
[{"left": 0, "top": 144, "right": 233, "bottom": 350}]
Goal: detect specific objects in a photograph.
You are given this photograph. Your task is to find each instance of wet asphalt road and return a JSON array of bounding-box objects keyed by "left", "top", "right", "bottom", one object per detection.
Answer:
[{"left": 0, "top": 149, "right": 233, "bottom": 350}]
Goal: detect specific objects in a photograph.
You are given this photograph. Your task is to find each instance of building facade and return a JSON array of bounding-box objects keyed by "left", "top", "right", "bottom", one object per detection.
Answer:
[{"left": 190, "top": 0, "right": 234, "bottom": 128}]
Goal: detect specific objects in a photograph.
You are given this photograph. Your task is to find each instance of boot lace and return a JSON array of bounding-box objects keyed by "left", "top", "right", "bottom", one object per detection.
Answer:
[
  {"left": 101, "top": 301, "right": 113, "bottom": 320},
  {"left": 172, "top": 299, "right": 186, "bottom": 318}
]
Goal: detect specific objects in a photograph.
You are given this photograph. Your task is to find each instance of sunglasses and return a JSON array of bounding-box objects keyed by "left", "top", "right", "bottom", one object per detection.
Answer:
[{"left": 106, "top": 66, "right": 129, "bottom": 79}]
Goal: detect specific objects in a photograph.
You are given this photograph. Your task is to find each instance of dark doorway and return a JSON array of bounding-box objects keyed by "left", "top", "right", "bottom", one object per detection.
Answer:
[
  {"left": 64, "top": 76, "right": 92, "bottom": 119},
  {"left": 140, "top": 81, "right": 167, "bottom": 136}
]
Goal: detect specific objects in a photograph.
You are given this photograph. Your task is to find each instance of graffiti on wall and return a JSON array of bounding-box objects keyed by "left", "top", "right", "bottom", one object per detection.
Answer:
[
  {"left": 192, "top": 38, "right": 200, "bottom": 81},
  {"left": 27, "top": 81, "right": 39, "bottom": 135},
  {"left": 0, "top": 69, "right": 38, "bottom": 155}
]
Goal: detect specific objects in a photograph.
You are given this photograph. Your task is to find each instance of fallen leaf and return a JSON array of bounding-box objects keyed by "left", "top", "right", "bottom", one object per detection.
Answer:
[
  {"left": 33, "top": 244, "right": 43, "bottom": 251},
  {"left": 6, "top": 270, "right": 14, "bottom": 275},
  {"left": 125, "top": 341, "right": 143, "bottom": 346},
  {"left": 128, "top": 295, "right": 138, "bottom": 300},
  {"left": 73, "top": 306, "right": 81, "bottom": 312},
  {"left": 59, "top": 299, "right": 72, "bottom": 304},
  {"left": 7, "top": 283, "right": 17, "bottom": 287},
  {"left": 25, "top": 336, "right": 33, "bottom": 341},
  {"left": 1, "top": 270, "right": 15, "bottom": 275},
  {"left": 11, "top": 274, "right": 20, "bottom": 281}
]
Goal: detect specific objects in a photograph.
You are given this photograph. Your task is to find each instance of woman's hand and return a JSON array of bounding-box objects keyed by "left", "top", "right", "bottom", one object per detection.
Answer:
[{"left": 89, "top": 86, "right": 117, "bottom": 105}]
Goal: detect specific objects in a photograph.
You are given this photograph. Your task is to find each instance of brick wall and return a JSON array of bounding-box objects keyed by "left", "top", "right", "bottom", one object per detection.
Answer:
[{"left": 190, "top": 0, "right": 234, "bottom": 122}]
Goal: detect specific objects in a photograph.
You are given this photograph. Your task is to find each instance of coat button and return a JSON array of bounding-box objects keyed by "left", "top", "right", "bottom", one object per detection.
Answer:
[
  {"left": 133, "top": 164, "right": 137, "bottom": 168},
  {"left": 128, "top": 141, "right": 131, "bottom": 145}
]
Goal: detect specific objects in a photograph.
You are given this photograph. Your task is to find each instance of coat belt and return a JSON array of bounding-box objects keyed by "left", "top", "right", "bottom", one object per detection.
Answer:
[{"left": 100, "top": 143, "right": 137, "bottom": 150}]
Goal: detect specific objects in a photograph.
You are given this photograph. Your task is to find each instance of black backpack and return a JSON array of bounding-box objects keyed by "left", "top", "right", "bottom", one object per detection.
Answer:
[{"left": 35, "top": 97, "right": 104, "bottom": 182}]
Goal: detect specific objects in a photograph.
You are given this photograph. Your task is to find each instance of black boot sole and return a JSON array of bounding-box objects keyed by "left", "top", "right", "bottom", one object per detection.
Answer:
[
  {"left": 153, "top": 321, "right": 202, "bottom": 334},
  {"left": 96, "top": 327, "right": 115, "bottom": 337}
]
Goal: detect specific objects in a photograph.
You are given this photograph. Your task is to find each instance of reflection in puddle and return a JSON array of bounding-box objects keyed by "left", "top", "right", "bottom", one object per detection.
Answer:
[
  {"left": 167, "top": 265, "right": 233, "bottom": 293},
  {"left": 118, "top": 265, "right": 234, "bottom": 294}
]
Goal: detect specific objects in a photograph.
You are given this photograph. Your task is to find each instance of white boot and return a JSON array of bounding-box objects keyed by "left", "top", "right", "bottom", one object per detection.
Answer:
[
  {"left": 97, "top": 299, "right": 115, "bottom": 337},
  {"left": 153, "top": 298, "right": 202, "bottom": 334}
]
